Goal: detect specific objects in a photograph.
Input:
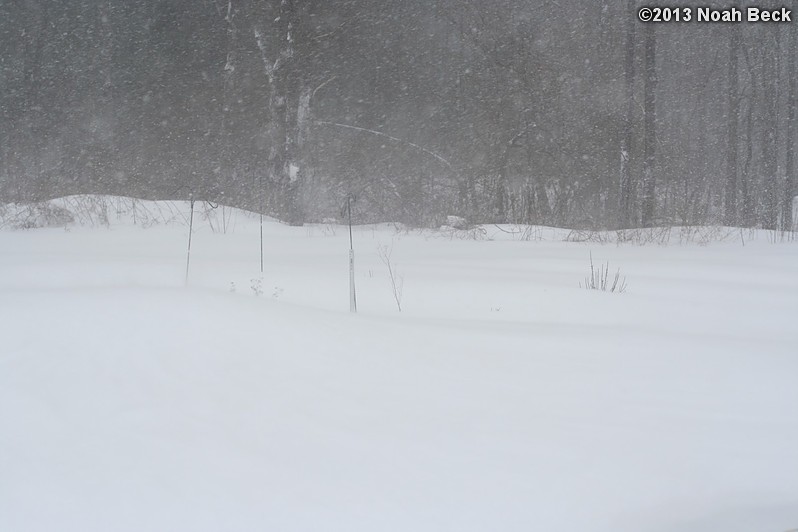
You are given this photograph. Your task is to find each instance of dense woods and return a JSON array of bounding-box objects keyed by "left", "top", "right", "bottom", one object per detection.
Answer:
[{"left": 1, "top": 0, "right": 796, "bottom": 229}]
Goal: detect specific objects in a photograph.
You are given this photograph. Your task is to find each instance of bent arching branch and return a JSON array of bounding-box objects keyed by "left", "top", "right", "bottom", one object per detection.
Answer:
[{"left": 316, "top": 120, "right": 452, "bottom": 169}]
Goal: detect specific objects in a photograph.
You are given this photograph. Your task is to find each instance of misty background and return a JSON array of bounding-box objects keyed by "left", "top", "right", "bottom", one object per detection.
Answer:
[{"left": 1, "top": 0, "right": 795, "bottom": 230}]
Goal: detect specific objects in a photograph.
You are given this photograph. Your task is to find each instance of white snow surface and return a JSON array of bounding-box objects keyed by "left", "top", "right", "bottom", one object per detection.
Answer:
[{"left": 1, "top": 196, "right": 797, "bottom": 532}]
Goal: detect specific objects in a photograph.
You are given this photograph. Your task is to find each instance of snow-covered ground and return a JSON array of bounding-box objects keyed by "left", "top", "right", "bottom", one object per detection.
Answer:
[{"left": 1, "top": 196, "right": 797, "bottom": 532}]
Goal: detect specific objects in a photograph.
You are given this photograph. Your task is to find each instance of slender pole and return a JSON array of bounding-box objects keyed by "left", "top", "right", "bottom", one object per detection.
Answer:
[
  {"left": 348, "top": 195, "right": 357, "bottom": 313},
  {"left": 259, "top": 174, "right": 264, "bottom": 274},
  {"left": 348, "top": 195, "right": 354, "bottom": 250},
  {"left": 185, "top": 194, "right": 195, "bottom": 286},
  {"left": 260, "top": 213, "right": 264, "bottom": 274}
]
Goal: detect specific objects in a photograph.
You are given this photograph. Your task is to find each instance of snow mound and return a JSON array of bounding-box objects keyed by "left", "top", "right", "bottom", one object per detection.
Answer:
[{"left": 0, "top": 195, "right": 260, "bottom": 231}]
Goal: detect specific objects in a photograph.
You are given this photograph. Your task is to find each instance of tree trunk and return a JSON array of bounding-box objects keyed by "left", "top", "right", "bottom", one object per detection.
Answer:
[
  {"left": 725, "top": 26, "right": 740, "bottom": 226},
  {"left": 641, "top": 23, "right": 657, "bottom": 227},
  {"left": 494, "top": 144, "right": 511, "bottom": 222},
  {"left": 741, "top": 87, "right": 756, "bottom": 227},
  {"left": 619, "top": 0, "right": 636, "bottom": 229},
  {"left": 762, "top": 31, "right": 779, "bottom": 230},
  {"left": 251, "top": 0, "right": 306, "bottom": 224},
  {"left": 785, "top": 1, "right": 797, "bottom": 231}
]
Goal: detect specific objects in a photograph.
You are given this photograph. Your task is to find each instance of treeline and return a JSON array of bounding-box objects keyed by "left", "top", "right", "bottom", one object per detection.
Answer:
[{"left": 0, "top": 0, "right": 795, "bottom": 229}]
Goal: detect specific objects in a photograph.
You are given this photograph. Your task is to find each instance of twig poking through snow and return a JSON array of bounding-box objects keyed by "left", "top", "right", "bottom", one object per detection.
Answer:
[{"left": 378, "top": 244, "right": 404, "bottom": 312}]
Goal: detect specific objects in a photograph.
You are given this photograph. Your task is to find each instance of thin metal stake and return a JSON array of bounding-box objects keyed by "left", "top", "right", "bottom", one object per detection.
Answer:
[
  {"left": 185, "top": 194, "right": 195, "bottom": 286},
  {"left": 259, "top": 174, "right": 264, "bottom": 274},
  {"left": 348, "top": 194, "right": 357, "bottom": 313},
  {"left": 260, "top": 212, "right": 264, "bottom": 274}
]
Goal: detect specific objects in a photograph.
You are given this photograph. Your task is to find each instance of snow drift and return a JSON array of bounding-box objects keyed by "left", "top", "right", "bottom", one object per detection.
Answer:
[{"left": 1, "top": 196, "right": 797, "bottom": 532}]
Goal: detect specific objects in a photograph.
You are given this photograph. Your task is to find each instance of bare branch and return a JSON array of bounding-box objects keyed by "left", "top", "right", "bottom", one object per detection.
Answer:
[{"left": 317, "top": 121, "right": 452, "bottom": 169}]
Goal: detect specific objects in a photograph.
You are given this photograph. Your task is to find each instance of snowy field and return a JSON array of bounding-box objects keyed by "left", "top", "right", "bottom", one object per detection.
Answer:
[{"left": 1, "top": 196, "right": 797, "bottom": 532}]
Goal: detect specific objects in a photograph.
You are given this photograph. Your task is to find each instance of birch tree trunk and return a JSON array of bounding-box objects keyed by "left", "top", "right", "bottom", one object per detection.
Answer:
[{"left": 252, "top": 0, "right": 307, "bottom": 225}]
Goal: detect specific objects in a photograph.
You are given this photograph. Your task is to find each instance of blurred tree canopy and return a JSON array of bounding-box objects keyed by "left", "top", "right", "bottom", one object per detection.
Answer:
[{"left": 0, "top": 0, "right": 795, "bottom": 229}]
